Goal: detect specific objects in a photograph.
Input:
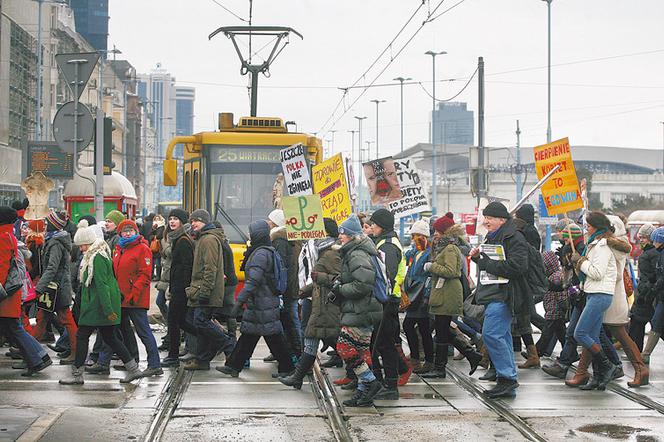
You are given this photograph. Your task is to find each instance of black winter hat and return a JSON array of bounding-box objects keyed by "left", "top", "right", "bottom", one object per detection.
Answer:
[
  {"left": 370, "top": 208, "right": 395, "bottom": 231},
  {"left": 323, "top": 217, "right": 339, "bottom": 238},
  {"left": 0, "top": 206, "right": 18, "bottom": 225},
  {"left": 515, "top": 204, "right": 535, "bottom": 224},
  {"left": 11, "top": 198, "right": 29, "bottom": 211},
  {"left": 79, "top": 215, "right": 97, "bottom": 225},
  {"left": 482, "top": 201, "right": 510, "bottom": 219},
  {"left": 168, "top": 208, "right": 189, "bottom": 226}
]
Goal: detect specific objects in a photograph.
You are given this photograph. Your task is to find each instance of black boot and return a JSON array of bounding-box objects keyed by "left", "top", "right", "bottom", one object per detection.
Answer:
[
  {"left": 595, "top": 349, "right": 617, "bottom": 391},
  {"left": 484, "top": 377, "right": 519, "bottom": 398},
  {"left": 355, "top": 379, "right": 384, "bottom": 407},
  {"left": 479, "top": 362, "right": 497, "bottom": 381},
  {"left": 453, "top": 336, "right": 483, "bottom": 376},
  {"left": 580, "top": 358, "right": 601, "bottom": 391},
  {"left": 279, "top": 353, "right": 315, "bottom": 390},
  {"left": 421, "top": 343, "right": 448, "bottom": 379},
  {"left": 373, "top": 377, "right": 399, "bottom": 400},
  {"left": 320, "top": 354, "right": 343, "bottom": 368}
]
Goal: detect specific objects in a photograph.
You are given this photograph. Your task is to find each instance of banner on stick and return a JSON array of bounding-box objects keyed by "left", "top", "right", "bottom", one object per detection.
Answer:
[
  {"left": 312, "top": 153, "right": 353, "bottom": 224},
  {"left": 533, "top": 137, "right": 582, "bottom": 216},
  {"left": 280, "top": 144, "right": 312, "bottom": 196},
  {"left": 283, "top": 195, "right": 326, "bottom": 241},
  {"left": 362, "top": 156, "right": 402, "bottom": 206},
  {"left": 387, "top": 159, "right": 430, "bottom": 218}
]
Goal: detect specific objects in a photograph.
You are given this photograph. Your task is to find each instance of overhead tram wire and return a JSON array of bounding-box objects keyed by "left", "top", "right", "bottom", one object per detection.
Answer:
[
  {"left": 316, "top": 1, "right": 428, "bottom": 136},
  {"left": 209, "top": 0, "right": 249, "bottom": 22},
  {"left": 319, "top": 0, "right": 459, "bottom": 138},
  {"left": 418, "top": 66, "right": 478, "bottom": 102}
]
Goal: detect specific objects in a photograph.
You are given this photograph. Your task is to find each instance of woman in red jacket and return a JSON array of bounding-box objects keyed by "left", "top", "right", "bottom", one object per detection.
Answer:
[
  {"left": 0, "top": 207, "right": 52, "bottom": 376},
  {"left": 97, "top": 219, "right": 162, "bottom": 377}
]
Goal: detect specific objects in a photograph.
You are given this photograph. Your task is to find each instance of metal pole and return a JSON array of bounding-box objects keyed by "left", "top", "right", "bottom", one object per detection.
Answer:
[
  {"left": 546, "top": 0, "right": 552, "bottom": 144},
  {"left": 35, "top": 0, "right": 43, "bottom": 140},
  {"left": 477, "top": 57, "right": 485, "bottom": 208},
  {"left": 370, "top": 100, "right": 385, "bottom": 159},
  {"left": 250, "top": 67, "right": 259, "bottom": 117},
  {"left": 516, "top": 120, "right": 522, "bottom": 200},
  {"left": 661, "top": 121, "right": 664, "bottom": 172},
  {"left": 123, "top": 81, "right": 128, "bottom": 175},
  {"left": 95, "top": 59, "right": 105, "bottom": 221},
  {"left": 432, "top": 55, "right": 437, "bottom": 215}
]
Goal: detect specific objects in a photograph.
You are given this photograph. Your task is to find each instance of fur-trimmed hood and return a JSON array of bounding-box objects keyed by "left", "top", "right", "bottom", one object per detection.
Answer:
[
  {"left": 270, "top": 225, "right": 287, "bottom": 242},
  {"left": 606, "top": 236, "right": 632, "bottom": 255},
  {"left": 445, "top": 223, "right": 467, "bottom": 239}
]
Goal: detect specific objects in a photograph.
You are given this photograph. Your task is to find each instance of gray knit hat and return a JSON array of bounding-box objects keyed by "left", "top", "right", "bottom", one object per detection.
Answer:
[
  {"left": 189, "top": 209, "right": 211, "bottom": 224},
  {"left": 638, "top": 223, "right": 655, "bottom": 239}
]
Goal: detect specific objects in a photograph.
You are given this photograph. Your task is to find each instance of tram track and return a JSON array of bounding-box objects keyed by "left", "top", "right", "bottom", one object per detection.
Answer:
[
  {"left": 310, "top": 359, "right": 354, "bottom": 442},
  {"left": 143, "top": 367, "right": 193, "bottom": 442}
]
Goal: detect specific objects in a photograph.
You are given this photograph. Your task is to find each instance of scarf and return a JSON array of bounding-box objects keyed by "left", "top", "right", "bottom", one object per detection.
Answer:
[
  {"left": 118, "top": 234, "right": 140, "bottom": 248},
  {"left": 79, "top": 238, "right": 112, "bottom": 287},
  {"left": 578, "top": 228, "right": 607, "bottom": 284}
]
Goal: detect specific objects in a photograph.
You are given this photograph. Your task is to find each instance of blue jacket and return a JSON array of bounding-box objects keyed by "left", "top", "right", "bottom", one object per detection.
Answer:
[{"left": 404, "top": 247, "right": 432, "bottom": 318}]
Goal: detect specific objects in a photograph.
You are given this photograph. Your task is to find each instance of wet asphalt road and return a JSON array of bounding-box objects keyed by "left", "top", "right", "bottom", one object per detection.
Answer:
[{"left": 2, "top": 325, "right": 664, "bottom": 441}]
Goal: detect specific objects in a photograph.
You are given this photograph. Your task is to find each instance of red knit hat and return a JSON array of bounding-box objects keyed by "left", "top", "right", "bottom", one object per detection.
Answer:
[
  {"left": 433, "top": 216, "right": 455, "bottom": 234},
  {"left": 117, "top": 219, "right": 139, "bottom": 233}
]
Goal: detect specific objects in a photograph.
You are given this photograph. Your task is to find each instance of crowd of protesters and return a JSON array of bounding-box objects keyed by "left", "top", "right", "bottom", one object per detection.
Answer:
[{"left": 2, "top": 197, "right": 663, "bottom": 406}]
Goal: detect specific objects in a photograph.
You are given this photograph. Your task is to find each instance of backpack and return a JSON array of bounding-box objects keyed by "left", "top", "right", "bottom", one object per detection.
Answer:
[
  {"left": 370, "top": 251, "right": 391, "bottom": 305},
  {"left": 257, "top": 246, "right": 288, "bottom": 296},
  {"left": 525, "top": 245, "right": 548, "bottom": 298}
]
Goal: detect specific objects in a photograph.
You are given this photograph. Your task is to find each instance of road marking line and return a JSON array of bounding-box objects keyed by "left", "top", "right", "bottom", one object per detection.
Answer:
[{"left": 16, "top": 408, "right": 66, "bottom": 442}]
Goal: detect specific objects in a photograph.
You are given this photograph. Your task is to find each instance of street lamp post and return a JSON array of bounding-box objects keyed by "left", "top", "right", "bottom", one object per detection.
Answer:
[
  {"left": 354, "top": 116, "right": 367, "bottom": 208},
  {"left": 393, "top": 77, "right": 412, "bottom": 153},
  {"left": 543, "top": 0, "right": 552, "bottom": 144},
  {"left": 425, "top": 50, "right": 447, "bottom": 215},
  {"left": 370, "top": 99, "right": 386, "bottom": 159}
]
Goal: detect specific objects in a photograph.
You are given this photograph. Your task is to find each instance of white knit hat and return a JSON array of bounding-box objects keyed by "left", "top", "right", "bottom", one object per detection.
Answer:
[
  {"left": 74, "top": 219, "right": 98, "bottom": 246},
  {"left": 268, "top": 209, "right": 286, "bottom": 227},
  {"left": 409, "top": 220, "right": 430, "bottom": 236}
]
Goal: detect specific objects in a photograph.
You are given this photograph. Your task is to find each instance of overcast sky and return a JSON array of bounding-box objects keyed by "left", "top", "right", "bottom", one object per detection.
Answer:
[{"left": 108, "top": 0, "right": 664, "bottom": 158}]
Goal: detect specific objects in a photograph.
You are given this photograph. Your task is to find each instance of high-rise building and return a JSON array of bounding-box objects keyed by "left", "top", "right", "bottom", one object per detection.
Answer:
[
  {"left": 70, "top": 0, "right": 109, "bottom": 53},
  {"left": 137, "top": 64, "right": 180, "bottom": 210},
  {"left": 431, "top": 101, "right": 474, "bottom": 146},
  {"left": 175, "top": 86, "right": 195, "bottom": 157}
]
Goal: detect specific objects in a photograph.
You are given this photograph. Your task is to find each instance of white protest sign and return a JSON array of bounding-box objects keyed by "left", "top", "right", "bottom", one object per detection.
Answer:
[
  {"left": 280, "top": 143, "right": 312, "bottom": 196},
  {"left": 387, "top": 159, "right": 431, "bottom": 218}
]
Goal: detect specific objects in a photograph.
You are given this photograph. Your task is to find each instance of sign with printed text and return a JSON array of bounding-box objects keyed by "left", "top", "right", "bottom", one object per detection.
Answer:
[
  {"left": 533, "top": 137, "right": 582, "bottom": 216},
  {"left": 282, "top": 195, "right": 326, "bottom": 241},
  {"left": 312, "top": 153, "right": 353, "bottom": 224},
  {"left": 362, "top": 156, "right": 402, "bottom": 206},
  {"left": 280, "top": 143, "right": 312, "bottom": 196},
  {"left": 386, "top": 159, "right": 430, "bottom": 218}
]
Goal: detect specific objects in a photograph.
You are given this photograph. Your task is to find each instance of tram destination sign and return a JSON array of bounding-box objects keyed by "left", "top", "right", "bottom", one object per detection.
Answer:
[{"left": 27, "top": 141, "right": 74, "bottom": 178}]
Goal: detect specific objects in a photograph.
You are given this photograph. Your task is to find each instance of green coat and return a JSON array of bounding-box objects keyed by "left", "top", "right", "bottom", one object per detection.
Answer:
[
  {"left": 79, "top": 254, "right": 122, "bottom": 327},
  {"left": 338, "top": 236, "right": 383, "bottom": 328},
  {"left": 428, "top": 239, "right": 463, "bottom": 316},
  {"left": 187, "top": 227, "right": 226, "bottom": 308}
]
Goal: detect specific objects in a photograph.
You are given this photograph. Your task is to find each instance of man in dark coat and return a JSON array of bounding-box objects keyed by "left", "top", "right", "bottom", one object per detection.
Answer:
[
  {"left": 471, "top": 202, "right": 529, "bottom": 398},
  {"left": 514, "top": 204, "right": 541, "bottom": 251},
  {"left": 216, "top": 220, "right": 295, "bottom": 378}
]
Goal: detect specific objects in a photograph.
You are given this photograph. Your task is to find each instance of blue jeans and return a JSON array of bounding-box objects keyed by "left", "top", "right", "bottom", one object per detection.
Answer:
[
  {"left": 574, "top": 293, "right": 612, "bottom": 349},
  {"left": 651, "top": 300, "right": 664, "bottom": 334},
  {"left": 0, "top": 318, "right": 44, "bottom": 367},
  {"left": 304, "top": 337, "right": 320, "bottom": 356},
  {"left": 187, "top": 307, "right": 235, "bottom": 363},
  {"left": 99, "top": 308, "right": 161, "bottom": 368},
  {"left": 156, "top": 290, "right": 169, "bottom": 320},
  {"left": 283, "top": 297, "right": 303, "bottom": 347},
  {"left": 482, "top": 301, "right": 517, "bottom": 381}
]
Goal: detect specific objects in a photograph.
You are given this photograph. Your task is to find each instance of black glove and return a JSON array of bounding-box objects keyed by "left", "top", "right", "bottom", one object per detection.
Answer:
[
  {"left": 230, "top": 302, "right": 243, "bottom": 317},
  {"left": 198, "top": 293, "right": 211, "bottom": 306},
  {"left": 331, "top": 279, "right": 342, "bottom": 296}
]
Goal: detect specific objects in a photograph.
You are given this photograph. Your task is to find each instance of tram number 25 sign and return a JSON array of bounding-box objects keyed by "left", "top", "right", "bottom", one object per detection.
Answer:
[{"left": 533, "top": 137, "right": 583, "bottom": 216}]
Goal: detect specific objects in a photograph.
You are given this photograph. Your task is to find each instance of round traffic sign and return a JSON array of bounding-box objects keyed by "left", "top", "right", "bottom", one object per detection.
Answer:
[{"left": 52, "top": 101, "right": 95, "bottom": 154}]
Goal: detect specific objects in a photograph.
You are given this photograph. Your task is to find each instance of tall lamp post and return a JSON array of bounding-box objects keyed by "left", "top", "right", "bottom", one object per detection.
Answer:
[
  {"left": 425, "top": 50, "right": 447, "bottom": 215},
  {"left": 370, "top": 99, "right": 386, "bottom": 159},
  {"left": 393, "top": 77, "right": 412, "bottom": 153},
  {"left": 542, "top": 0, "right": 553, "bottom": 250},
  {"left": 354, "top": 116, "right": 367, "bottom": 208}
]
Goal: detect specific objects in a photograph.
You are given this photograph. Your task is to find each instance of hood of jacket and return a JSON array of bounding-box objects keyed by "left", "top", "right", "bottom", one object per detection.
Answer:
[
  {"left": 446, "top": 224, "right": 467, "bottom": 240},
  {"left": 341, "top": 235, "right": 378, "bottom": 257},
  {"left": 199, "top": 226, "right": 227, "bottom": 244},
  {"left": 47, "top": 230, "right": 72, "bottom": 251},
  {"left": 270, "top": 225, "right": 287, "bottom": 242},
  {"left": 515, "top": 204, "right": 535, "bottom": 224},
  {"left": 606, "top": 236, "right": 632, "bottom": 255},
  {"left": 315, "top": 237, "right": 338, "bottom": 253},
  {"left": 249, "top": 220, "right": 271, "bottom": 247}
]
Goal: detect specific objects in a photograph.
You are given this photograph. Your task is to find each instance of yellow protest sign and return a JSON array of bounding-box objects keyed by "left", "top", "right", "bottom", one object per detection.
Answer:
[
  {"left": 533, "top": 137, "right": 583, "bottom": 215},
  {"left": 282, "top": 195, "right": 326, "bottom": 241},
  {"left": 312, "top": 153, "right": 353, "bottom": 224}
]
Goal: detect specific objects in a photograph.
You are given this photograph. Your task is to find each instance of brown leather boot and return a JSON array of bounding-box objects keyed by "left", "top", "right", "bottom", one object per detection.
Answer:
[
  {"left": 479, "top": 345, "right": 490, "bottom": 369},
  {"left": 565, "top": 349, "right": 591, "bottom": 387},
  {"left": 619, "top": 333, "right": 649, "bottom": 387},
  {"left": 518, "top": 344, "right": 540, "bottom": 369}
]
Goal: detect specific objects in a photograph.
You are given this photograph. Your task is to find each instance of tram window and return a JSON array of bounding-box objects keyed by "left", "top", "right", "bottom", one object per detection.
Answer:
[
  {"left": 184, "top": 171, "right": 191, "bottom": 210},
  {"left": 193, "top": 170, "right": 199, "bottom": 208}
]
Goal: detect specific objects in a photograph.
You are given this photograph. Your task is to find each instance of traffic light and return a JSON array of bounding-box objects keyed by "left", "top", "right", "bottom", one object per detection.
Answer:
[{"left": 94, "top": 117, "right": 116, "bottom": 175}]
